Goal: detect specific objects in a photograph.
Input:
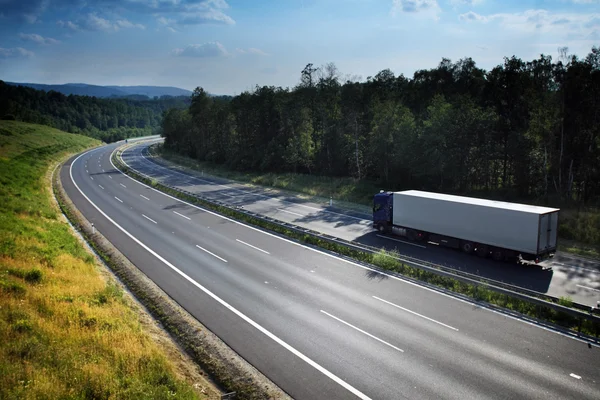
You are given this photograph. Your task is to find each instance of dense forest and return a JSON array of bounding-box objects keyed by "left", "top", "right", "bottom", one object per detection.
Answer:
[
  {"left": 0, "top": 81, "right": 190, "bottom": 143},
  {"left": 161, "top": 46, "right": 600, "bottom": 206}
]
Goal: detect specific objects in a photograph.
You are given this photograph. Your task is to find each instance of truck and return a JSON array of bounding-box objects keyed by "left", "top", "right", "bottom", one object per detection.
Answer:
[{"left": 372, "top": 190, "right": 560, "bottom": 263}]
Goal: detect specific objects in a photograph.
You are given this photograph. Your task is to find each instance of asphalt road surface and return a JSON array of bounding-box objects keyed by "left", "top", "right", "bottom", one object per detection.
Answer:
[
  {"left": 60, "top": 142, "right": 600, "bottom": 400},
  {"left": 119, "top": 141, "right": 600, "bottom": 308}
]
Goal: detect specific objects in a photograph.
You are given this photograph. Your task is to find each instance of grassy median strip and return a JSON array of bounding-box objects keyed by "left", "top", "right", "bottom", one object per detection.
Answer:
[
  {"left": 0, "top": 121, "right": 218, "bottom": 399},
  {"left": 116, "top": 149, "right": 600, "bottom": 339}
]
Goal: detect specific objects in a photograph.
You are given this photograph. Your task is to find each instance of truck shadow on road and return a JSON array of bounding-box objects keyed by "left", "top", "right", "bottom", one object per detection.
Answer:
[
  {"left": 291, "top": 209, "right": 372, "bottom": 229},
  {"left": 353, "top": 231, "right": 554, "bottom": 294}
]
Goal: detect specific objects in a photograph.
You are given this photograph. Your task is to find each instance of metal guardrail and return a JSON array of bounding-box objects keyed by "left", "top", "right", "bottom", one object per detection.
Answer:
[{"left": 113, "top": 147, "right": 600, "bottom": 339}]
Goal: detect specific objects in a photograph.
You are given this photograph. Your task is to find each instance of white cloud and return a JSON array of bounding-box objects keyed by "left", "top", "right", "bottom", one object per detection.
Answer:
[
  {"left": 236, "top": 48, "right": 269, "bottom": 56},
  {"left": 391, "top": 0, "right": 439, "bottom": 13},
  {"left": 115, "top": 0, "right": 235, "bottom": 25},
  {"left": 459, "top": 11, "right": 487, "bottom": 22},
  {"left": 19, "top": 33, "right": 60, "bottom": 45},
  {"left": 57, "top": 14, "right": 145, "bottom": 33},
  {"left": 178, "top": 9, "right": 235, "bottom": 25},
  {"left": 451, "top": 0, "right": 484, "bottom": 5},
  {"left": 116, "top": 19, "right": 146, "bottom": 29},
  {"left": 0, "top": 47, "right": 34, "bottom": 58},
  {"left": 57, "top": 20, "right": 80, "bottom": 31},
  {"left": 390, "top": 0, "right": 441, "bottom": 20},
  {"left": 172, "top": 42, "right": 228, "bottom": 57},
  {"left": 157, "top": 17, "right": 176, "bottom": 25},
  {"left": 457, "top": 9, "right": 599, "bottom": 45}
]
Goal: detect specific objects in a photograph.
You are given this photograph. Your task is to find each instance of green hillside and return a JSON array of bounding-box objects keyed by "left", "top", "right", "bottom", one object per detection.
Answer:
[{"left": 0, "top": 121, "right": 214, "bottom": 399}]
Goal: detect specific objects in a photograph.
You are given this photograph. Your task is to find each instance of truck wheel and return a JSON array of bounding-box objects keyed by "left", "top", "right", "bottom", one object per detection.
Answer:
[
  {"left": 461, "top": 241, "right": 474, "bottom": 254},
  {"left": 491, "top": 248, "right": 504, "bottom": 261},
  {"left": 476, "top": 245, "right": 489, "bottom": 258}
]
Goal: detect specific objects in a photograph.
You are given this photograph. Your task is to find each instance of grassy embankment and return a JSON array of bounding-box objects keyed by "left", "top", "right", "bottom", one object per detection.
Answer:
[
  {"left": 0, "top": 121, "right": 218, "bottom": 399},
  {"left": 156, "top": 146, "right": 600, "bottom": 259}
]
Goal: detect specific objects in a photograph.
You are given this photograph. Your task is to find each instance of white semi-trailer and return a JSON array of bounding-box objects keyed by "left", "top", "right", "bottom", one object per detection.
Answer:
[{"left": 372, "top": 190, "right": 560, "bottom": 263}]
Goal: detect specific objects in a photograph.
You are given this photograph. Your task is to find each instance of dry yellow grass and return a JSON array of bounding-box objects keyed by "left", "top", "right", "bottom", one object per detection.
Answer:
[{"left": 0, "top": 121, "right": 220, "bottom": 399}]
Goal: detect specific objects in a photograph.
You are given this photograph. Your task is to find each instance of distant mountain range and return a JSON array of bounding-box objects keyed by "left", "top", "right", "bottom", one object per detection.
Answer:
[{"left": 5, "top": 82, "right": 193, "bottom": 99}]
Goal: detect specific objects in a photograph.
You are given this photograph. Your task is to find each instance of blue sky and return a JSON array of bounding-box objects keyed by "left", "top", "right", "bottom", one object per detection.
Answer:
[{"left": 0, "top": 0, "right": 598, "bottom": 95}]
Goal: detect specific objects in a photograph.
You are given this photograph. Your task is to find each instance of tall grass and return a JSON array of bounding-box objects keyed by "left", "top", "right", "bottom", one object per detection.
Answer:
[{"left": 0, "top": 121, "right": 214, "bottom": 399}]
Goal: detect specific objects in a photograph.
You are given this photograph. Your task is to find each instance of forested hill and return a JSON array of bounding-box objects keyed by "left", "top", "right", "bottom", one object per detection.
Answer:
[
  {"left": 162, "top": 46, "right": 600, "bottom": 206},
  {"left": 5, "top": 82, "right": 193, "bottom": 98},
  {"left": 0, "top": 81, "right": 190, "bottom": 143}
]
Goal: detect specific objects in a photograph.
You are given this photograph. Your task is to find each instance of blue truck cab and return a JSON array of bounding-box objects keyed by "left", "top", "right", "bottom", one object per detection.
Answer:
[{"left": 372, "top": 191, "right": 393, "bottom": 232}]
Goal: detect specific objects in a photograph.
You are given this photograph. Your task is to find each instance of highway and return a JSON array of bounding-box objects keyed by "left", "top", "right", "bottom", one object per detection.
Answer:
[
  {"left": 120, "top": 141, "right": 600, "bottom": 308},
  {"left": 61, "top": 142, "right": 600, "bottom": 400}
]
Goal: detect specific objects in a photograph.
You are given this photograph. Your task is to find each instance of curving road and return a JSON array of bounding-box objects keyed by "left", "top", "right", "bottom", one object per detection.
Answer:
[
  {"left": 61, "top": 142, "right": 600, "bottom": 400},
  {"left": 120, "top": 140, "right": 600, "bottom": 308}
]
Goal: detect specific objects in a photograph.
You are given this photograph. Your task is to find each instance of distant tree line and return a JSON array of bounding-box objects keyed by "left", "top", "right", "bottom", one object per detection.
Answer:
[
  {"left": 0, "top": 81, "right": 190, "bottom": 143},
  {"left": 162, "top": 46, "right": 597, "bottom": 205}
]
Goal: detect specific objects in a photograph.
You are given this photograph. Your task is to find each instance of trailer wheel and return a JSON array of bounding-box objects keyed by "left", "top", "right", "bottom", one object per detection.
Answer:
[
  {"left": 461, "top": 241, "right": 474, "bottom": 254},
  {"left": 407, "top": 229, "right": 417, "bottom": 241},
  {"left": 491, "top": 248, "right": 504, "bottom": 261},
  {"left": 476, "top": 245, "right": 489, "bottom": 258}
]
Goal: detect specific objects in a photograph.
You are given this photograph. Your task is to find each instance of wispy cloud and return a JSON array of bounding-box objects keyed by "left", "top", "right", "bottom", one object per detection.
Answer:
[
  {"left": 19, "top": 33, "right": 60, "bottom": 45},
  {"left": 450, "top": 0, "right": 484, "bottom": 6},
  {"left": 459, "top": 11, "right": 487, "bottom": 22},
  {"left": 109, "top": 0, "right": 235, "bottom": 26},
  {"left": 2, "top": 0, "right": 234, "bottom": 28},
  {"left": 458, "top": 8, "right": 599, "bottom": 40},
  {"left": 0, "top": 0, "right": 49, "bottom": 23},
  {"left": 57, "top": 14, "right": 145, "bottom": 32},
  {"left": 172, "top": 42, "right": 228, "bottom": 57},
  {"left": 390, "top": 0, "right": 441, "bottom": 20},
  {"left": 236, "top": 48, "right": 269, "bottom": 56},
  {"left": 391, "top": 0, "right": 440, "bottom": 14},
  {"left": 0, "top": 47, "right": 35, "bottom": 58}
]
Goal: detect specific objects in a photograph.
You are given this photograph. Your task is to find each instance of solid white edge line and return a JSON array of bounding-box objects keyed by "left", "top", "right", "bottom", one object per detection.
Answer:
[
  {"left": 73, "top": 147, "right": 373, "bottom": 400},
  {"left": 133, "top": 145, "right": 369, "bottom": 221},
  {"left": 375, "top": 234, "right": 427, "bottom": 249},
  {"left": 140, "top": 194, "right": 150, "bottom": 201},
  {"left": 142, "top": 214, "right": 157, "bottom": 224},
  {"left": 372, "top": 296, "right": 459, "bottom": 331},
  {"left": 576, "top": 284, "right": 600, "bottom": 293},
  {"left": 236, "top": 239, "right": 270, "bottom": 255},
  {"left": 554, "top": 262, "right": 600, "bottom": 275},
  {"left": 110, "top": 147, "right": 597, "bottom": 346},
  {"left": 278, "top": 208, "right": 304, "bottom": 217},
  {"left": 114, "top": 197, "right": 123, "bottom": 203},
  {"left": 320, "top": 310, "right": 404, "bottom": 353},
  {"left": 173, "top": 211, "right": 191, "bottom": 220},
  {"left": 195, "top": 244, "right": 228, "bottom": 263}
]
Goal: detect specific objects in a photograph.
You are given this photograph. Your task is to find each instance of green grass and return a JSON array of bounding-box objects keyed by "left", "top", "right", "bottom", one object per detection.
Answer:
[
  {"left": 0, "top": 121, "right": 216, "bottom": 399},
  {"left": 156, "top": 146, "right": 376, "bottom": 213},
  {"left": 156, "top": 145, "right": 600, "bottom": 255}
]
